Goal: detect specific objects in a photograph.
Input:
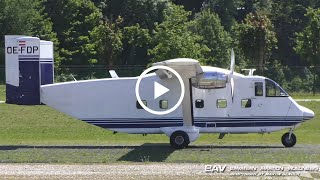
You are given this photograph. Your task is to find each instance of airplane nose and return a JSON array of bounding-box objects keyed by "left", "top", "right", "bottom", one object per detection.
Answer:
[{"left": 302, "top": 107, "right": 314, "bottom": 120}]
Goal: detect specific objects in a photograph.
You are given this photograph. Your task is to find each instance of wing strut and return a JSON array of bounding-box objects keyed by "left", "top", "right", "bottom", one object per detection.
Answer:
[
  {"left": 153, "top": 58, "right": 202, "bottom": 127},
  {"left": 188, "top": 78, "right": 194, "bottom": 126},
  {"left": 181, "top": 77, "right": 193, "bottom": 127}
]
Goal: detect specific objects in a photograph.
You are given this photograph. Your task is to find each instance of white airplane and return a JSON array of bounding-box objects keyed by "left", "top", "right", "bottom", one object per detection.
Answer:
[{"left": 5, "top": 36, "right": 315, "bottom": 149}]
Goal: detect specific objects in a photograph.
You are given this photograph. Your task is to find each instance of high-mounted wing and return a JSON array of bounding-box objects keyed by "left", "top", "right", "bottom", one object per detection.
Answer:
[{"left": 153, "top": 58, "right": 203, "bottom": 79}]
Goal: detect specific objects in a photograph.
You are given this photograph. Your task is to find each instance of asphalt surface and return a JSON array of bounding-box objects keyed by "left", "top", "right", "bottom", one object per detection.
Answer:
[
  {"left": 0, "top": 163, "right": 319, "bottom": 179},
  {"left": 295, "top": 99, "right": 320, "bottom": 102}
]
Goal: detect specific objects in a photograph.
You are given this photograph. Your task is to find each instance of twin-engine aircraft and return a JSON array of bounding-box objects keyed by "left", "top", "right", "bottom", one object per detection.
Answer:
[
  {"left": 40, "top": 51, "right": 314, "bottom": 149},
  {"left": 5, "top": 36, "right": 314, "bottom": 149}
]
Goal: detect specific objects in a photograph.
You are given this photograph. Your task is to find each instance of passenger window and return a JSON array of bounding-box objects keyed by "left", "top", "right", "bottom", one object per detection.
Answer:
[
  {"left": 195, "top": 99, "right": 204, "bottom": 108},
  {"left": 217, "top": 99, "right": 227, "bottom": 108},
  {"left": 136, "top": 100, "right": 147, "bottom": 109},
  {"left": 160, "top": 100, "right": 168, "bottom": 109},
  {"left": 241, "top": 99, "right": 251, "bottom": 108},
  {"left": 255, "top": 82, "right": 263, "bottom": 96}
]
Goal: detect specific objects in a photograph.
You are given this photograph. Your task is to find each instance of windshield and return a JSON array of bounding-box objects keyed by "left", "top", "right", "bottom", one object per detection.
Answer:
[{"left": 265, "top": 79, "right": 289, "bottom": 97}]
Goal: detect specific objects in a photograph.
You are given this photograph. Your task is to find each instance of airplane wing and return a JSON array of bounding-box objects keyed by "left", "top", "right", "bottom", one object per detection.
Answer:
[{"left": 153, "top": 58, "right": 203, "bottom": 79}]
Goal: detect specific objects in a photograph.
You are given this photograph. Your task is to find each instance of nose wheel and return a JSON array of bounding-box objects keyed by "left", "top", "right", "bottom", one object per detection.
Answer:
[
  {"left": 170, "top": 131, "right": 190, "bottom": 149},
  {"left": 281, "top": 132, "right": 296, "bottom": 147}
]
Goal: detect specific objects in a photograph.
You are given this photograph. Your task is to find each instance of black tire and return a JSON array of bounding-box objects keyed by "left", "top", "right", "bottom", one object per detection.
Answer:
[
  {"left": 281, "top": 132, "right": 296, "bottom": 147},
  {"left": 170, "top": 131, "right": 190, "bottom": 149}
]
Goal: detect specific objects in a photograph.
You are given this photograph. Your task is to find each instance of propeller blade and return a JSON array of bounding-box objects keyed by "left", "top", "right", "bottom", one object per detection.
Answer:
[
  {"left": 230, "top": 49, "right": 235, "bottom": 75},
  {"left": 231, "top": 77, "right": 234, "bottom": 102},
  {"left": 229, "top": 49, "right": 235, "bottom": 102}
]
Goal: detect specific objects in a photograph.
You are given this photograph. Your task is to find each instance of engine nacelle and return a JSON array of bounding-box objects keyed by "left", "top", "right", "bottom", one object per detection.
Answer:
[{"left": 191, "top": 71, "right": 227, "bottom": 89}]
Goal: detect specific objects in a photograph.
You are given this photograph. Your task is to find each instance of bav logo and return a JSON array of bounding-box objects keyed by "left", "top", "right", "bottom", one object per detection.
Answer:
[{"left": 205, "top": 165, "right": 227, "bottom": 173}]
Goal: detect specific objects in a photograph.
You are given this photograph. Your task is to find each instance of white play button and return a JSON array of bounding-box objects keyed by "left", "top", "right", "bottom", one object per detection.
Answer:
[
  {"left": 154, "top": 82, "right": 169, "bottom": 99},
  {"left": 135, "top": 65, "right": 185, "bottom": 115}
]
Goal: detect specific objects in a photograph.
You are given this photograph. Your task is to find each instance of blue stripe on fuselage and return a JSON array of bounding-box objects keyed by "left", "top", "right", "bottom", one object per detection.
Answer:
[{"left": 81, "top": 118, "right": 302, "bottom": 129}]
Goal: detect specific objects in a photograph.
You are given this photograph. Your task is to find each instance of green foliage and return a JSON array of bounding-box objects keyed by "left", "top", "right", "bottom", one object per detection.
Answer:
[
  {"left": 265, "top": 62, "right": 314, "bottom": 93},
  {"left": 232, "top": 12, "right": 277, "bottom": 73},
  {"left": 88, "top": 15, "right": 123, "bottom": 69},
  {"left": 0, "top": 0, "right": 59, "bottom": 65},
  {"left": 265, "top": 60, "right": 287, "bottom": 86},
  {"left": 192, "top": 9, "right": 232, "bottom": 67},
  {"left": 269, "top": 1, "right": 320, "bottom": 67},
  {"left": 30, "top": 0, "right": 61, "bottom": 66},
  {"left": 123, "top": 24, "right": 151, "bottom": 48},
  {"left": 0, "top": 0, "right": 37, "bottom": 35},
  {"left": 122, "top": 24, "right": 151, "bottom": 65},
  {"left": 45, "top": 0, "right": 100, "bottom": 66},
  {"left": 148, "top": 4, "right": 210, "bottom": 63},
  {"left": 295, "top": 8, "right": 320, "bottom": 94},
  {"left": 97, "top": 0, "right": 168, "bottom": 30},
  {"left": 0, "top": 0, "right": 320, "bottom": 93},
  {"left": 203, "top": 0, "right": 242, "bottom": 31},
  {"left": 295, "top": 8, "right": 320, "bottom": 66}
]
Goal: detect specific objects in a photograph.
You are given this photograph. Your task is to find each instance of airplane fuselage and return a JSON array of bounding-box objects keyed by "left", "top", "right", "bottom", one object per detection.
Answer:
[{"left": 40, "top": 66, "right": 314, "bottom": 135}]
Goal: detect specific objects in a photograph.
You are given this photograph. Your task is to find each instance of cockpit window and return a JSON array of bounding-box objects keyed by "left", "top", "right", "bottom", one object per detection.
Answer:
[{"left": 265, "top": 79, "right": 288, "bottom": 97}]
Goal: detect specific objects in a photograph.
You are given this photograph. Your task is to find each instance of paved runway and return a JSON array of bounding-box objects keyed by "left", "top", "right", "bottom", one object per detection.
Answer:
[
  {"left": 295, "top": 99, "right": 320, "bottom": 102},
  {"left": 0, "top": 163, "right": 319, "bottom": 179}
]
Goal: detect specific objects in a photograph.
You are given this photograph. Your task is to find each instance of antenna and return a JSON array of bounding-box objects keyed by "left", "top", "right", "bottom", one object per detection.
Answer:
[
  {"left": 109, "top": 70, "right": 119, "bottom": 78},
  {"left": 70, "top": 74, "right": 77, "bottom": 81}
]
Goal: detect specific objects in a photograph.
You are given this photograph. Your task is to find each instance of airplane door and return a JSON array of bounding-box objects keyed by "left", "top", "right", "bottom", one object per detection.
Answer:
[{"left": 250, "top": 81, "right": 265, "bottom": 116}]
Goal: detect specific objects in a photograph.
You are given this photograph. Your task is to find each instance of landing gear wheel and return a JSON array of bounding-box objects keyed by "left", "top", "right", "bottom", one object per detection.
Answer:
[
  {"left": 281, "top": 132, "right": 296, "bottom": 147},
  {"left": 170, "top": 131, "right": 190, "bottom": 149}
]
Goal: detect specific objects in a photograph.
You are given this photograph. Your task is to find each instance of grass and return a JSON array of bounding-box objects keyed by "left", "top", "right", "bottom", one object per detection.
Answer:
[
  {"left": 0, "top": 85, "right": 4, "bottom": 100},
  {"left": 0, "top": 144, "right": 319, "bottom": 163},
  {"left": 291, "top": 92, "right": 320, "bottom": 99},
  {"left": 0, "top": 101, "right": 319, "bottom": 145},
  {"left": 0, "top": 85, "right": 320, "bottom": 163}
]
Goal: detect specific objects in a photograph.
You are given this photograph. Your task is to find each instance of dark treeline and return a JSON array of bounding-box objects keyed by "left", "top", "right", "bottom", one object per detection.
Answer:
[{"left": 0, "top": 0, "right": 320, "bottom": 93}]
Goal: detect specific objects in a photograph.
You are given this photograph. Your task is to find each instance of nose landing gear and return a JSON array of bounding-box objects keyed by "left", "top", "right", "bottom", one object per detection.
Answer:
[{"left": 281, "top": 131, "right": 296, "bottom": 147}]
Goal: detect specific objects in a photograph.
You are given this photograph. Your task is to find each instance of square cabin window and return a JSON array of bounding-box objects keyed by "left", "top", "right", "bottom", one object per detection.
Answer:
[
  {"left": 195, "top": 99, "right": 204, "bottom": 108},
  {"left": 217, "top": 99, "right": 227, "bottom": 108},
  {"left": 159, "top": 100, "right": 168, "bottom": 109},
  {"left": 241, "top": 99, "right": 252, "bottom": 108},
  {"left": 136, "top": 100, "right": 147, "bottom": 109},
  {"left": 255, "top": 82, "right": 263, "bottom": 96}
]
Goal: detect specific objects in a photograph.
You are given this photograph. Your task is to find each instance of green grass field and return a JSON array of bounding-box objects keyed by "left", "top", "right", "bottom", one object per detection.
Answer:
[
  {"left": 0, "top": 85, "right": 5, "bottom": 100},
  {"left": 0, "top": 101, "right": 318, "bottom": 145},
  {"left": 291, "top": 92, "right": 320, "bottom": 99},
  {"left": 0, "top": 85, "right": 319, "bottom": 145},
  {"left": 0, "top": 85, "right": 319, "bottom": 163}
]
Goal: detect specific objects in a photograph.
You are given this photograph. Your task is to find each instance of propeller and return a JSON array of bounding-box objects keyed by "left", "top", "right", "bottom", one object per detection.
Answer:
[
  {"left": 230, "top": 49, "right": 235, "bottom": 75},
  {"left": 229, "top": 49, "right": 235, "bottom": 102}
]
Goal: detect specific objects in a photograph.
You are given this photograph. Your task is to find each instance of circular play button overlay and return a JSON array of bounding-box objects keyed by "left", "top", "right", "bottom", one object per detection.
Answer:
[{"left": 135, "top": 65, "right": 185, "bottom": 115}]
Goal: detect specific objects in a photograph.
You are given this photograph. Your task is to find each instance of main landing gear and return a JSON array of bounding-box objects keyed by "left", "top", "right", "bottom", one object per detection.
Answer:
[
  {"left": 281, "top": 130, "right": 297, "bottom": 147},
  {"left": 170, "top": 131, "right": 190, "bottom": 149}
]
